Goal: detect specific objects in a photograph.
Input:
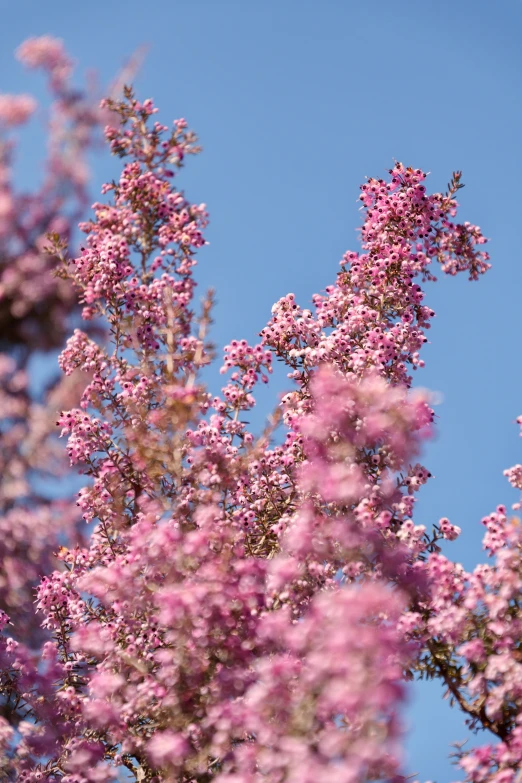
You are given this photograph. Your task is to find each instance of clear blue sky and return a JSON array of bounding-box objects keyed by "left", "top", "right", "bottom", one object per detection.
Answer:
[{"left": 2, "top": 1, "right": 522, "bottom": 780}]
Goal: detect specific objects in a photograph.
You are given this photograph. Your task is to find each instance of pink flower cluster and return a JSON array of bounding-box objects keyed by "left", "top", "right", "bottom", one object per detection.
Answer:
[
  {"left": 17, "top": 36, "right": 73, "bottom": 88},
  {"left": 0, "top": 94, "right": 36, "bottom": 127},
  {"left": 3, "top": 73, "right": 522, "bottom": 783}
]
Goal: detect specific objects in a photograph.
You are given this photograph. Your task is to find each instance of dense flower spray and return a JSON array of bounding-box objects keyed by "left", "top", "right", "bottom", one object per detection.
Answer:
[{"left": 2, "top": 56, "right": 522, "bottom": 783}]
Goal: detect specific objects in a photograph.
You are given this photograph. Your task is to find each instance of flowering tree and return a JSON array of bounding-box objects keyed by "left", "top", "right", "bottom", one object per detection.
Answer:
[{"left": 1, "top": 40, "right": 521, "bottom": 783}]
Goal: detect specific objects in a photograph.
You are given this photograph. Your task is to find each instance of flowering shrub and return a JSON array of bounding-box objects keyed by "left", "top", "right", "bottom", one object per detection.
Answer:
[{"left": 2, "top": 39, "right": 522, "bottom": 783}]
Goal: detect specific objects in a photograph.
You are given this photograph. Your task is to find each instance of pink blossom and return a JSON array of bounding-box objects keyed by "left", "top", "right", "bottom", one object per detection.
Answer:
[
  {"left": 0, "top": 94, "right": 36, "bottom": 127},
  {"left": 147, "top": 731, "right": 188, "bottom": 766}
]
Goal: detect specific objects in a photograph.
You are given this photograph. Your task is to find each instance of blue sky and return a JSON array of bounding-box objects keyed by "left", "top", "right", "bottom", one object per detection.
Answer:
[{"left": 2, "top": 1, "right": 522, "bottom": 779}]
